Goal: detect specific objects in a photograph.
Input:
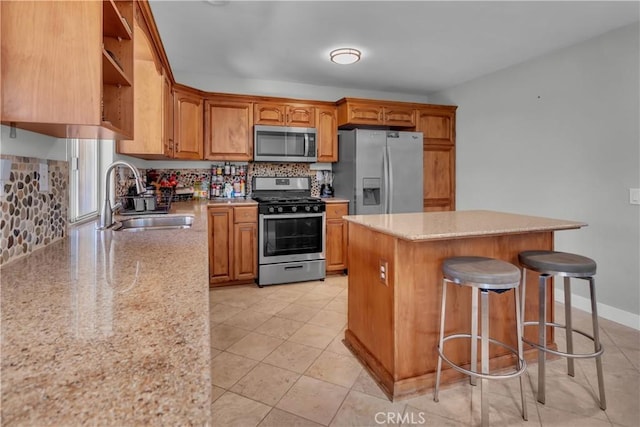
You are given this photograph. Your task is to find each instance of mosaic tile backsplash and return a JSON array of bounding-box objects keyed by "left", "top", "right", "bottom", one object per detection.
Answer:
[
  {"left": 115, "top": 162, "right": 325, "bottom": 199},
  {"left": 0, "top": 155, "right": 68, "bottom": 266}
]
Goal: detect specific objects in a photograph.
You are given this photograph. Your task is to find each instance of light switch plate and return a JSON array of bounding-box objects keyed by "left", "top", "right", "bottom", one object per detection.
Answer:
[{"left": 630, "top": 188, "right": 640, "bottom": 205}]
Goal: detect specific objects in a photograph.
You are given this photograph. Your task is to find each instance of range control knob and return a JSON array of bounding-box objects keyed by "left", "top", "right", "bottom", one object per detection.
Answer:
[
  {"left": 304, "top": 206, "right": 311, "bottom": 212},
  {"left": 291, "top": 206, "right": 298, "bottom": 213},
  {"left": 312, "top": 205, "right": 319, "bottom": 212},
  {"left": 268, "top": 207, "right": 275, "bottom": 214},
  {"left": 277, "top": 206, "right": 284, "bottom": 213}
]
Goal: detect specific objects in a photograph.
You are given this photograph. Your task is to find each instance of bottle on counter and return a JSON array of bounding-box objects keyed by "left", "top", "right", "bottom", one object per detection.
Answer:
[{"left": 224, "top": 162, "right": 230, "bottom": 175}]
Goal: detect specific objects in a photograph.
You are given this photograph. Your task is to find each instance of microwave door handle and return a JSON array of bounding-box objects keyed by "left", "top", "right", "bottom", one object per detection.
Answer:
[{"left": 304, "top": 133, "right": 309, "bottom": 156}]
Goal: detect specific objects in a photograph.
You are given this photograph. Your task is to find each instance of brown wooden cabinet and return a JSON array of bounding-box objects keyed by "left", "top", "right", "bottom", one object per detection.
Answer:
[
  {"left": 208, "top": 205, "right": 258, "bottom": 287},
  {"left": 325, "top": 201, "right": 349, "bottom": 274},
  {"left": 1, "top": 0, "right": 134, "bottom": 139},
  {"left": 416, "top": 106, "right": 457, "bottom": 211},
  {"left": 173, "top": 87, "right": 204, "bottom": 159},
  {"left": 254, "top": 103, "right": 315, "bottom": 127},
  {"left": 117, "top": 4, "right": 173, "bottom": 159},
  {"left": 316, "top": 106, "right": 338, "bottom": 162},
  {"left": 336, "top": 99, "right": 415, "bottom": 128},
  {"left": 204, "top": 99, "right": 253, "bottom": 161}
]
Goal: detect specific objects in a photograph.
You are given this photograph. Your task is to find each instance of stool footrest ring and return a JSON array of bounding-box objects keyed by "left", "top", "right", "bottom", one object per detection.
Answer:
[
  {"left": 523, "top": 321, "right": 604, "bottom": 359},
  {"left": 437, "top": 333, "right": 527, "bottom": 381}
]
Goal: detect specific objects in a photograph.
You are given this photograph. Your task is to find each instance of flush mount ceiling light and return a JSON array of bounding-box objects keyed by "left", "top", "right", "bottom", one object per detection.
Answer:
[{"left": 330, "top": 48, "right": 361, "bottom": 65}]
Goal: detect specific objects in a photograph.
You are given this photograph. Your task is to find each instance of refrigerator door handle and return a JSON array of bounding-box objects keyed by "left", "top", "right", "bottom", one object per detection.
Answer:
[
  {"left": 386, "top": 144, "right": 394, "bottom": 213},
  {"left": 383, "top": 145, "right": 390, "bottom": 214}
]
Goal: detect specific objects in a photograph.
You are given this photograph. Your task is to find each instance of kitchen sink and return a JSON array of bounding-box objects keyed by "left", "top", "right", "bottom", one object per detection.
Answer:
[{"left": 113, "top": 215, "right": 194, "bottom": 231}]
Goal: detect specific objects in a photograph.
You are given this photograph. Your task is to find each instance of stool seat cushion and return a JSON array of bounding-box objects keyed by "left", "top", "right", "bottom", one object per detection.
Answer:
[
  {"left": 518, "top": 250, "right": 596, "bottom": 276},
  {"left": 443, "top": 256, "right": 521, "bottom": 287}
]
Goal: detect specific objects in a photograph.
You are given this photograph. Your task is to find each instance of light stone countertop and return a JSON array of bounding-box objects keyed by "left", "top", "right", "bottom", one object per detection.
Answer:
[
  {"left": 343, "top": 209, "right": 587, "bottom": 241},
  {"left": 322, "top": 198, "right": 349, "bottom": 204},
  {"left": 1, "top": 200, "right": 212, "bottom": 425},
  {"left": 207, "top": 197, "right": 257, "bottom": 206}
]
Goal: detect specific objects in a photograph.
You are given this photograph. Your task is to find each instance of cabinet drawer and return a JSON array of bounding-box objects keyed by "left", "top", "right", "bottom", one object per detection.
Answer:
[
  {"left": 326, "top": 203, "right": 348, "bottom": 219},
  {"left": 234, "top": 206, "right": 257, "bottom": 223}
]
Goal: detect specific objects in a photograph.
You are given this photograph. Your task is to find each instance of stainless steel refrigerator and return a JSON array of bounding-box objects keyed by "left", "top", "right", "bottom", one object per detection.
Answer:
[{"left": 333, "top": 129, "right": 423, "bottom": 215}]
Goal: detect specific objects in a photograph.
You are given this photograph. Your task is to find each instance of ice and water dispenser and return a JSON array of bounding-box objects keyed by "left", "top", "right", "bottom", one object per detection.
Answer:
[{"left": 362, "top": 178, "right": 381, "bottom": 206}]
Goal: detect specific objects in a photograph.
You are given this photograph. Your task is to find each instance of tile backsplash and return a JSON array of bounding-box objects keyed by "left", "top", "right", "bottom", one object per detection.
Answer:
[
  {"left": 0, "top": 155, "right": 68, "bottom": 266},
  {"left": 116, "top": 162, "right": 324, "bottom": 198}
]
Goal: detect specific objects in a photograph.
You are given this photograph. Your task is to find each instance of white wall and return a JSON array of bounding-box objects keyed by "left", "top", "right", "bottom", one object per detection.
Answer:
[
  {"left": 0, "top": 125, "right": 67, "bottom": 160},
  {"left": 429, "top": 23, "right": 640, "bottom": 328}
]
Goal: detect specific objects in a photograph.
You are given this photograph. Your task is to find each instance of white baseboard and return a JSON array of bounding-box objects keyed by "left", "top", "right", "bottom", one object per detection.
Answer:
[{"left": 554, "top": 290, "right": 640, "bottom": 331}]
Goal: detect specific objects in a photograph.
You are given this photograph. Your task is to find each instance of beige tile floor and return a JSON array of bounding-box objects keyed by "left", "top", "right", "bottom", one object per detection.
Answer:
[{"left": 209, "top": 275, "right": 639, "bottom": 426}]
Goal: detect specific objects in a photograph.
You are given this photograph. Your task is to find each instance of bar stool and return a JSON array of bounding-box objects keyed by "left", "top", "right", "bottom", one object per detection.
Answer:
[
  {"left": 434, "top": 256, "right": 527, "bottom": 427},
  {"left": 519, "top": 250, "right": 606, "bottom": 410}
]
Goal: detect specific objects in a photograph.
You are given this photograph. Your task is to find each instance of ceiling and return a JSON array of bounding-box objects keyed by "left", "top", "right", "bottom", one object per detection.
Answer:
[{"left": 148, "top": 1, "right": 639, "bottom": 97}]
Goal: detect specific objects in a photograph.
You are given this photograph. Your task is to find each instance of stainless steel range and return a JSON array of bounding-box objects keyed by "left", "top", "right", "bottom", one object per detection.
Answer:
[{"left": 252, "top": 176, "right": 326, "bottom": 287}]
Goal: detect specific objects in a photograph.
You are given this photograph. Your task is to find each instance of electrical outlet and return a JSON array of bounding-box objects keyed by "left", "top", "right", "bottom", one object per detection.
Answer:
[
  {"left": 630, "top": 188, "right": 640, "bottom": 205},
  {"left": 379, "top": 260, "right": 388, "bottom": 285}
]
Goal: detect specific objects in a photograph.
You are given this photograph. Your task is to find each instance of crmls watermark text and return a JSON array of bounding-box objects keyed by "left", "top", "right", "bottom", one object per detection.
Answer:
[{"left": 374, "top": 411, "right": 426, "bottom": 425}]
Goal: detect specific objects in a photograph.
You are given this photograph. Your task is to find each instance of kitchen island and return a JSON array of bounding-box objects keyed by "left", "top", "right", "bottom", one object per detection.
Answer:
[
  {"left": 343, "top": 210, "right": 586, "bottom": 400},
  {"left": 1, "top": 201, "right": 212, "bottom": 425}
]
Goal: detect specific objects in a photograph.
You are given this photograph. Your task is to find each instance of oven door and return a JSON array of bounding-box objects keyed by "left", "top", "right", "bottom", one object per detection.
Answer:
[{"left": 259, "top": 212, "right": 325, "bottom": 264}]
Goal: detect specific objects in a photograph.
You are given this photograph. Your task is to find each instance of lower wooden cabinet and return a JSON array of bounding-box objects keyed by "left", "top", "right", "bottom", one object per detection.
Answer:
[
  {"left": 208, "top": 205, "right": 257, "bottom": 287},
  {"left": 325, "top": 201, "right": 348, "bottom": 274}
]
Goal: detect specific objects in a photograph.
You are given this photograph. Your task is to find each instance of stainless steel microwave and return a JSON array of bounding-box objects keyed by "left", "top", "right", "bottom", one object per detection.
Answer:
[{"left": 253, "top": 125, "right": 317, "bottom": 163}]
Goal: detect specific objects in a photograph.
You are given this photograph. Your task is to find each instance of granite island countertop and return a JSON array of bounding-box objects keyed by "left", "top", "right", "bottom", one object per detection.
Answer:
[
  {"left": 1, "top": 200, "right": 212, "bottom": 425},
  {"left": 343, "top": 209, "right": 587, "bottom": 241}
]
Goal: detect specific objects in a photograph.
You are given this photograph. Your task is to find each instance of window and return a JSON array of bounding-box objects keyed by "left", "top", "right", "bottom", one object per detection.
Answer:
[{"left": 69, "top": 139, "right": 99, "bottom": 223}]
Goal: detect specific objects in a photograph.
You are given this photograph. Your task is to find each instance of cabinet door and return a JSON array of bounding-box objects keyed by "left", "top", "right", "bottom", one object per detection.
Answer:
[
  {"left": 286, "top": 105, "right": 315, "bottom": 127},
  {"left": 162, "top": 70, "right": 174, "bottom": 157},
  {"left": 415, "top": 108, "right": 455, "bottom": 146},
  {"left": 345, "top": 102, "right": 383, "bottom": 126},
  {"left": 325, "top": 202, "right": 348, "bottom": 273},
  {"left": 254, "top": 103, "right": 285, "bottom": 126},
  {"left": 383, "top": 107, "right": 415, "bottom": 127},
  {"left": 209, "top": 208, "right": 233, "bottom": 285},
  {"left": 423, "top": 145, "right": 455, "bottom": 211},
  {"left": 173, "top": 89, "right": 203, "bottom": 159},
  {"left": 234, "top": 222, "right": 257, "bottom": 280},
  {"left": 116, "top": 7, "right": 164, "bottom": 157},
  {"left": 204, "top": 100, "right": 253, "bottom": 161},
  {"left": 316, "top": 106, "right": 338, "bottom": 162}
]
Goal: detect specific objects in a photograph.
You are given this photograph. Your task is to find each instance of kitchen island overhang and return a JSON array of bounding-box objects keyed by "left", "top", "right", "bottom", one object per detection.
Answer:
[{"left": 342, "top": 210, "right": 586, "bottom": 401}]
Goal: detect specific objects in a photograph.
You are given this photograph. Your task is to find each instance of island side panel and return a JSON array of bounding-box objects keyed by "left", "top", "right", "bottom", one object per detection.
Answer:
[
  {"left": 345, "top": 222, "right": 397, "bottom": 390},
  {"left": 393, "top": 231, "right": 555, "bottom": 397}
]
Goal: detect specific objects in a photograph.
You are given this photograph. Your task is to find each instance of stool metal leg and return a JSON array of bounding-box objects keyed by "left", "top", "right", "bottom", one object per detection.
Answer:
[
  {"left": 589, "top": 277, "right": 607, "bottom": 410},
  {"left": 470, "top": 287, "right": 479, "bottom": 386},
  {"left": 480, "top": 289, "right": 489, "bottom": 427},
  {"left": 537, "top": 274, "right": 548, "bottom": 404},
  {"left": 434, "top": 278, "right": 448, "bottom": 402},
  {"left": 564, "top": 276, "right": 575, "bottom": 377},
  {"left": 521, "top": 268, "right": 527, "bottom": 331},
  {"left": 514, "top": 286, "right": 528, "bottom": 421}
]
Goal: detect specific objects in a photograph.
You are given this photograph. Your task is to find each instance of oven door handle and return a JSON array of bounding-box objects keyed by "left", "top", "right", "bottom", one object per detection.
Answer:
[{"left": 261, "top": 212, "right": 325, "bottom": 220}]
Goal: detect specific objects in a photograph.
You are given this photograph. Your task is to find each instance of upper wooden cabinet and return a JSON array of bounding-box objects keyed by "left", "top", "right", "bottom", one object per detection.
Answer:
[
  {"left": 416, "top": 105, "right": 457, "bottom": 211},
  {"left": 316, "top": 106, "right": 338, "bottom": 162},
  {"left": 1, "top": 0, "right": 134, "bottom": 139},
  {"left": 173, "top": 88, "right": 204, "bottom": 159},
  {"left": 415, "top": 106, "right": 456, "bottom": 146},
  {"left": 117, "top": 4, "right": 172, "bottom": 159},
  {"left": 254, "top": 103, "right": 315, "bottom": 127},
  {"left": 336, "top": 99, "right": 415, "bottom": 128},
  {"left": 204, "top": 99, "right": 253, "bottom": 161}
]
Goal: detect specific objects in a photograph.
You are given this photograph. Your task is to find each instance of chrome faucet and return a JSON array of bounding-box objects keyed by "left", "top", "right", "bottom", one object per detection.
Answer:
[{"left": 98, "top": 160, "right": 146, "bottom": 230}]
